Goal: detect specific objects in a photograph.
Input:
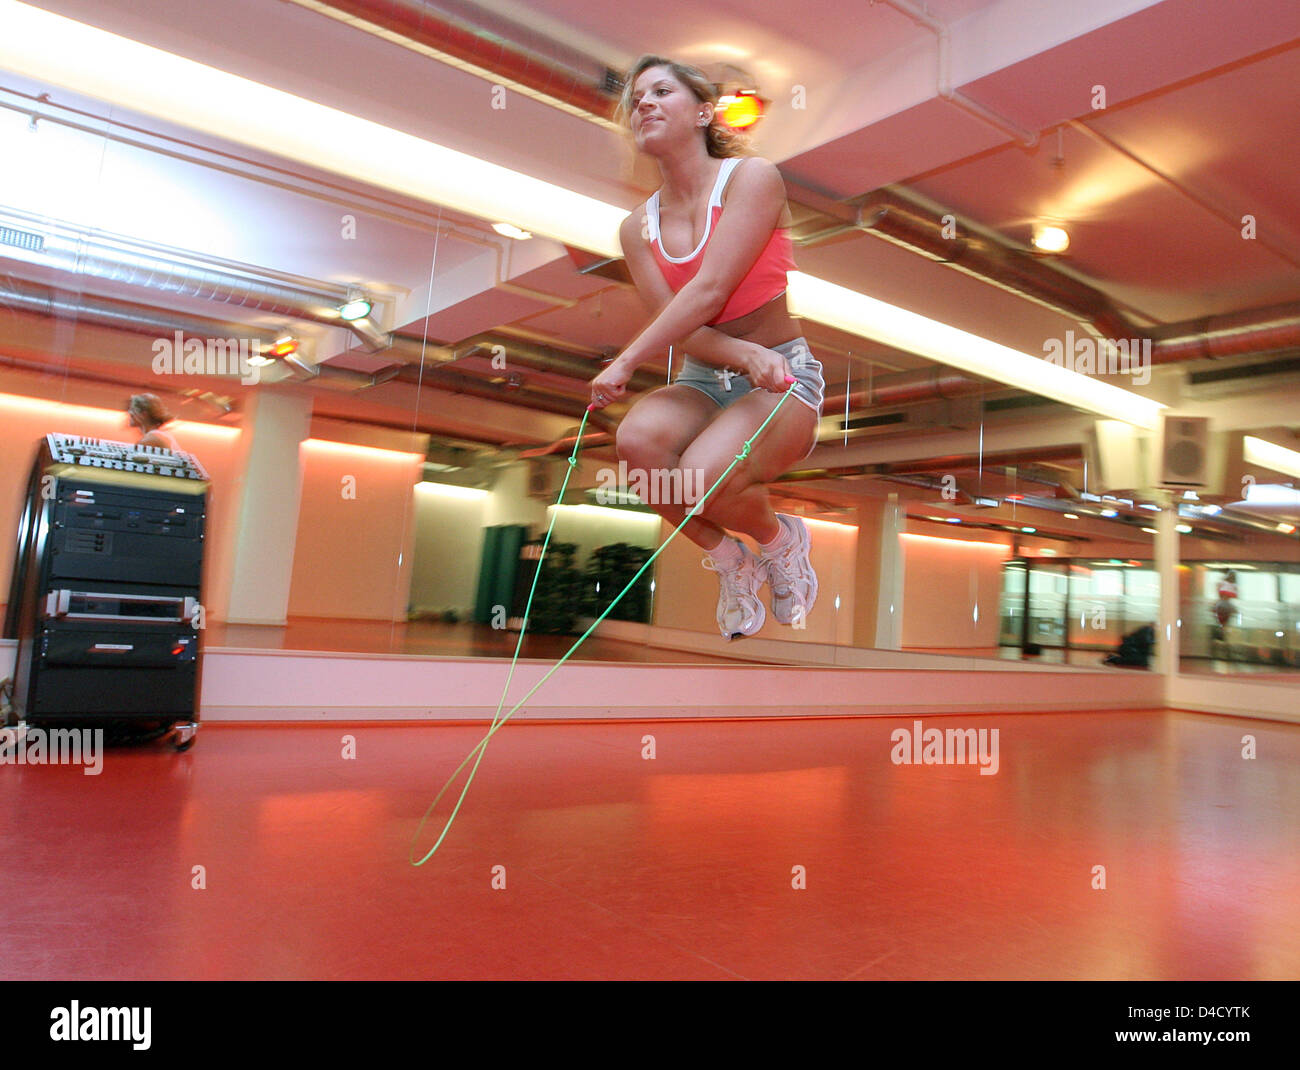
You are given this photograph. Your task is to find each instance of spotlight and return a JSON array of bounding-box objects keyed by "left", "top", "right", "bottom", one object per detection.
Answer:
[
  {"left": 338, "top": 297, "right": 372, "bottom": 321},
  {"left": 268, "top": 336, "right": 299, "bottom": 358},
  {"left": 1032, "top": 223, "right": 1070, "bottom": 253},
  {"left": 717, "top": 90, "right": 763, "bottom": 129}
]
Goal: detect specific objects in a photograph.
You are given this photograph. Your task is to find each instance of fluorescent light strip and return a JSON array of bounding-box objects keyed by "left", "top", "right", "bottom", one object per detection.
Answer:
[
  {"left": 0, "top": 0, "right": 1163, "bottom": 429},
  {"left": 787, "top": 273, "right": 1165, "bottom": 429},
  {"left": 0, "top": 0, "right": 625, "bottom": 256},
  {"left": 1243, "top": 436, "right": 1300, "bottom": 480}
]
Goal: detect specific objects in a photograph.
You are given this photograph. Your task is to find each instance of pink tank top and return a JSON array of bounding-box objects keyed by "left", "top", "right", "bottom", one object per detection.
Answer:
[{"left": 646, "top": 157, "right": 795, "bottom": 325}]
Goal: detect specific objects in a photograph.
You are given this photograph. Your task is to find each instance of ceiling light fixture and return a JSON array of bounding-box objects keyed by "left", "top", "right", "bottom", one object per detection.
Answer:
[
  {"left": 338, "top": 297, "right": 372, "bottom": 321},
  {"left": 1031, "top": 223, "right": 1070, "bottom": 253},
  {"left": 1243, "top": 436, "right": 1300, "bottom": 480},
  {"left": 717, "top": 90, "right": 763, "bottom": 129},
  {"left": 268, "top": 336, "right": 298, "bottom": 358}
]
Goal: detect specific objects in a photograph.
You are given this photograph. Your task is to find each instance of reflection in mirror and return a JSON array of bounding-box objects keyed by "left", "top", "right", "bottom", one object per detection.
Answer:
[{"left": 1178, "top": 483, "right": 1300, "bottom": 678}]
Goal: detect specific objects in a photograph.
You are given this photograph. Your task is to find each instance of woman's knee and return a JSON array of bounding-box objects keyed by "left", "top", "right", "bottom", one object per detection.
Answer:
[{"left": 615, "top": 412, "right": 666, "bottom": 466}]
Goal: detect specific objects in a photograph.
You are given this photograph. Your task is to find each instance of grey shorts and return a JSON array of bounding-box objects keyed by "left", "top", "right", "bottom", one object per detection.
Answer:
[{"left": 673, "top": 336, "right": 825, "bottom": 416}]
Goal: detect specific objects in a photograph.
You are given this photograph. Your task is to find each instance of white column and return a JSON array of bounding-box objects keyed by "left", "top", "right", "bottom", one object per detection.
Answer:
[
  {"left": 1154, "top": 489, "right": 1180, "bottom": 684},
  {"left": 875, "top": 492, "right": 905, "bottom": 649},
  {"left": 220, "top": 390, "right": 312, "bottom": 625}
]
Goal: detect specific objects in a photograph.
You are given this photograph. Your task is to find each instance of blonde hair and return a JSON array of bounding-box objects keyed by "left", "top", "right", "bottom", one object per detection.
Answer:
[
  {"left": 127, "top": 393, "right": 172, "bottom": 429},
  {"left": 616, "top": 55, "right": 751, "bottom": 159}
]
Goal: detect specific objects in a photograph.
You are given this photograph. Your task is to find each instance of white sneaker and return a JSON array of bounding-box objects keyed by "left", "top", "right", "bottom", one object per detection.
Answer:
[
  {"left": 702, "top": 539, "right": 766, "bottom": 639},
  {"left": 760, "top": 514, "right": 818, "bottom": 625}
]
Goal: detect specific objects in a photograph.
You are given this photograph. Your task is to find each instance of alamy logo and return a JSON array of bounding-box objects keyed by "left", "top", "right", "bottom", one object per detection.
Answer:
[
  {"left": 890, "top": 719, "right": 999, "bottom": 775},
  {"left": 152, "top": 330, "right": 261, "bottom": 385},
  {"left": 594, "top": 461, "right": 702, "bottom": 506},
  {"left": 50, "top": 1002, "right": 151, "bottom": 1050},
  {"left": 0, "top": 726, "right": 103, "bottom": 775},
  {"left": 1043, "top": 330, "right": 1150, "bottom": 386}
]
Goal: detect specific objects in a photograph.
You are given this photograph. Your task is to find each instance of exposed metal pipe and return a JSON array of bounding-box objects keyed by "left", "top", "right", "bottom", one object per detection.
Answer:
[
  {"left": 290, "top": 0, "right": 621, "bottom": 125},
  {"left": 822, "top": 366, "right": 987, "bottom": 411},
  {"left": 851, "top": 189, "right": 1138, "bottom": 342},
  {"left": 388, "top": 362, "right": 618, "bottom": 432},
  {"left": 0, "top": 207, "right": 389, "bottom": 349},
  {"left": 780, "top": 444, "right": 1083, "bottom": 481},
  {"left": 1149, "top": 301, "right": 1300, "bottom": 365},
  {"left": 0, "top": 276, "right": 279, "bottom": 347},
  {"left": 437, "top": 333, "right": 663, "bottom": 395}
]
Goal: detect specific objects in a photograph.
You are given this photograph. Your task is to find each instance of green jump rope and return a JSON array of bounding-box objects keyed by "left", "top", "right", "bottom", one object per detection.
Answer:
[{"left": 410, "top": 375, "right": 800, "bottom": 865}]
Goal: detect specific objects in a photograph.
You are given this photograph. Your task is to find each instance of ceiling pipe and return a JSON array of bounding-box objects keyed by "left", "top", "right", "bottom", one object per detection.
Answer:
[
  {"left": 822, "top": 365, "right": 989, "bottom": 411},
  {"left": 1149, "top": 301, "right": 1300, "bottom": 365},
  {"left": 0, "top": 276, "right": 280, "bottom": 349},
  {"left": 850, "top": 189, "right": 1138, "bottom": 343},
  {"left": 388, "top": 362, "right": 618, "bottom": 432},
  {"left": 439, "top": 333, "right": 664, "bottom": 394},
  {"left": 779, "top": 444, "right": 1083, "bottom": 482},
  {"left": 293, "top": 0, "right": 621, "bottom": 123},
  {"left": 0, "top": 207, "right": 389, "bottom": 351}
]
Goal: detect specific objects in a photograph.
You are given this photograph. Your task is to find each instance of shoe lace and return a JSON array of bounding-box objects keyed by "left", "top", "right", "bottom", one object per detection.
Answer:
[
  {"left": 763, "top": 540, "right": 801, "bottom": 591},
  {"left": 703, "top": 556, "right": 754, "bottom": 603}
]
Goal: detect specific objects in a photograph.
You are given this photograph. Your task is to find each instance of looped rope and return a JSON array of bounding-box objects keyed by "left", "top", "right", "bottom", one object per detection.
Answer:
[{"left": 410, "top": 380, "right": 800, "bottom": 865}]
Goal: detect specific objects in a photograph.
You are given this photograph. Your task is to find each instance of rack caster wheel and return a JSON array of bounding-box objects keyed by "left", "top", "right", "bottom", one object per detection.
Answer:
[{"left": 171, "top": 722, "right": 199, "bottom": 752}]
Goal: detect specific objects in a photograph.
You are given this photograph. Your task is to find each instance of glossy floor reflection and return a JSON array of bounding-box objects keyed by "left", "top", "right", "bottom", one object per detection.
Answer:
[{"left": 1, "top": 710, "right": 1296, "bottom": 979}]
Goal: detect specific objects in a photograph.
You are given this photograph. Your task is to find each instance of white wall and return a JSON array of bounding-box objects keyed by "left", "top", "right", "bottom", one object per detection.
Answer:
[{"left": 409, "top": 484, "right": 486, "bottom": 616}]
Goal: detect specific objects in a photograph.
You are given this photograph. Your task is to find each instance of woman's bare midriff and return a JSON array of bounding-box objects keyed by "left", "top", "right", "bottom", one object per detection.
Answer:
[{"left": 711, "top": 292, "right": 803, "bottom": 352}]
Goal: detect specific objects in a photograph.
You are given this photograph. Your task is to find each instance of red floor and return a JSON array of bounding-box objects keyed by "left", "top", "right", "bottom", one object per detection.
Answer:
[{"left": 2, "top": 710, "right": 1297, "bottom": 980}]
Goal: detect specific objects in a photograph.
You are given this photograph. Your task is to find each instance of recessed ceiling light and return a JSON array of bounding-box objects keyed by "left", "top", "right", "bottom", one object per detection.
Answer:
[{"left": 1032, "top": 223, "right": 1070, "bottom": 253}]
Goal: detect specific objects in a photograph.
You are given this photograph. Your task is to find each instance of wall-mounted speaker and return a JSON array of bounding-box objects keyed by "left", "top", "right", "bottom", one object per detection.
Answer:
[
  {"left": 1085, "top": 420, "right": 1152, "bottom": 494},
  {"left": 526, "top": 458, "right": 556, "bottom": 499},
  {"left": 1158, "top": 414, "right": 1211, "bottom": 489}
]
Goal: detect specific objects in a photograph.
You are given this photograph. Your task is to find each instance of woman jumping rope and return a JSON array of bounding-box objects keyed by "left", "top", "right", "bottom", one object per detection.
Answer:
[{"left": 588, "top": 55, "right": 826, "bottom": 640}]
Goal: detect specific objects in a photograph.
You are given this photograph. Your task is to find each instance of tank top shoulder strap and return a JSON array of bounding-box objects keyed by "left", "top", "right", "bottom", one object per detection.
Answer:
[{"left": 710, "top": 156, "right": 744, "bottom": 208}]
